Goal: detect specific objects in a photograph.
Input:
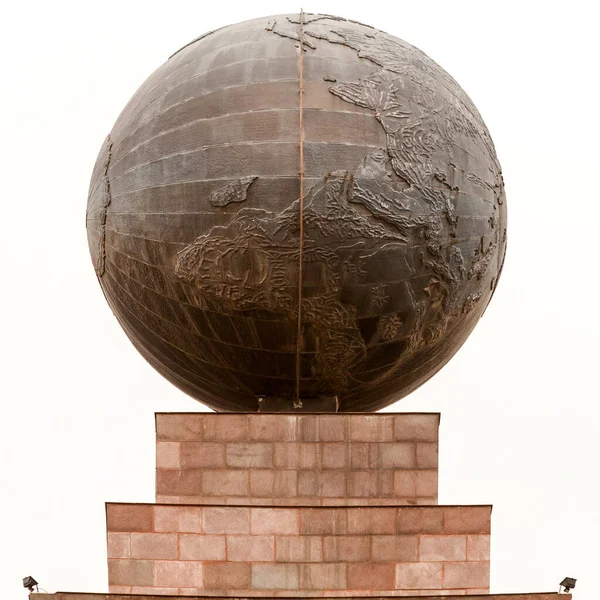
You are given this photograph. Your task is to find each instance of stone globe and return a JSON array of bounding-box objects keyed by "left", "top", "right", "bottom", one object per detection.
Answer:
[{"left": 86, "top": 13, "right": 507, "bottom": 412}]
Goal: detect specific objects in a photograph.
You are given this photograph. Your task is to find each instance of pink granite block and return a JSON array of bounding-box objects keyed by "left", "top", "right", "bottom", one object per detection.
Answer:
[
  {"left": 347, "top": 471, "right": 379, "bottom": 497},
  {"left": 203, "top": 563, "right": 252, "bottom": 590},
  {"left": 203, "top": 507, "right": 250, "bottom": 534},
  {"left": 397, "top": 508, "right": 444, "bottom": 534},
  {"left": 371, "top": 443, "right": 416, "bottom": 469},
  {"left": 250, "top": 415, "right": 298, "bottom": 441},
  {"left": 156, "top": 495, "right": 183, "bottom": 504},
  {"left": 131, "top": 533, "right": 178, "bottom": 559},
  {"left": 327, "top": 497, "right": 374, "bottom": 506},
  {"left": 422, "top": 592, "right": 467, "bottom": 597},
  {"left": 107, "top": 532, "right": 130, "bottom": 558},
  {"left": 394, "top": 470, "right": 437, "bottom": 499},
  {"left": 226, "top": 443, "right": 273, "bottom": 468},
  {"left": 323, "top": 536, "right": 370, "bottom": 562},
  {"left": 416, "top": 443, "right": 438, "bottom": 469},
  {"left": 443, "top": 562, "right": 490, "bottom": 589},
  {"left": 107, "top": 504, "right": 153, "bottom": 533},
  {"left": 349, "top": 443, "right": 370, "bottom": 469},
  {"left": 371, "top": 535, "right": 419, "bottom": 562},
  {"left": 419, "top": 535, "right": 467, "bottom": 562},
  {"left": 275, "top": 536, "right": 323, "bottom": 562},
  {"left": 131, "top": 588, "right": 179, "bottom": 596},
  {"left": 179, "top": 534, "right": 226, "bottom": 560},
  {"left": 108, "top": 586, "right": 132, "bottom": 594},
  {"left": 251, "top": 508, "right": 298, "bottom": 534},
  {"left": 416, "top": 471, "right": 438, "bottom": 498},
  {"left": 154, "top": 506, "right": 203, "bottom": 533},
  {"left": 395, "top": 562, "right": 443, "bottom": 590},
  {"left": 249, "top": 470, "right": 275, "bottom": 497},
  {"left": 347, "top": 563, "right": 396, "bottom": 590},
  {"left": 227, "top": 535, "right": 275, "bottom": 561},
  {"left": 156, "top": 442, "right": 180, "bottom": 468},
  {"left": 394, "top": 470, "right": 419, "bottom": 498},
  {"left": 202, "top": 470, "right": 249, "bottom": 496},
  {"left": 467, "top": 535, "right": 491, "bottom": 561},
  {"left": 203, "top": 414, "right": 250, "bottom": 441},
  {"left": 299, "top": 563, "right": 347, "bottom": 589},
  {"left": 300, "top": 471, "right": 346, "bottom": 498},
  {"left": 347, "top": 508, "right": 396, "bottom": 534},
  {"left": 415, "top": 497, "right": 439, "bottom": 505},
  {"left": 298, "top": 416, "right": 319, "bottom": 441},
  {"left": 250, "top": 470, "right": 297, "bottom": 498},
  {"left": 249, "top": 497, "right": 276, "bottom": 506},
  {"left": 322, "top": 443, "right": 349, "bottom": 469},
  {"left": 299, "top": 508, "right": 347, "bottom": 535},
  {"left": 349, "top": 415, "right": 394, "bottom": 441},
  {"left": 368, "top": 497, "right": 403, "bottom": 506},
  {"left": 443, "top": 507, "right": 491, "bottom": 534},
  {"left": 298, "top": 471, "right": 319, "bottom": 497},
  {"left": 180, "top": 442, "right": 226, "bottom": 469},
  {"left": 156, "top": 470, "right": 203, "bottom": 497},
  {"left": 378, "top": 471, "right": 395, "bottom": 497},
  {"left": 272, "top": 471, "right": 299, "bottom": 497},
  {"left": 319, "top": 471, "right": 347, "bottom": 497},
  {"left": 394, "top": 415, "right": 439, "bottom": 441},
  {"left": 252, "top": 564, "right": 299, "bottom": 589},
  {"left": 318, "top": 415, "right": 347, "bottom": 441},
  {"left": 156, "top": 414, "right": 204, "bottom": 441},
  {"left": 108, "top": 559, "right": 154, "bottom": 586},
  {"left": 273, "top": 443, "right": 319, "bottom": 469},
  {"left": 155, "top": 560, "right": 203, "bottom": 587}
]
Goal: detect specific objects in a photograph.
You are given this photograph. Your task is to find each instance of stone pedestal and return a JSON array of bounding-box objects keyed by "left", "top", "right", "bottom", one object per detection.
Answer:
[
  {"left": 155, "top": 413, "right": 440, "bottom": 506},
  {"left": 32, "top": 413, "right": 566, "bottom": 600}
]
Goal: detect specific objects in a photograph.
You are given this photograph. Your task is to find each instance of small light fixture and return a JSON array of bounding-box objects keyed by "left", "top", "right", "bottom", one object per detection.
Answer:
[
  {"left": 22, "top": 576, "right": 39, "bottom": 593},
  {"left": 559, "top": 577, "right": 577, "bottom": 593}
]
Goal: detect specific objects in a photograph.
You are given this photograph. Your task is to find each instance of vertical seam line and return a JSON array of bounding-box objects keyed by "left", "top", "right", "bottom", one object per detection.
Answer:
[{"left": 295, "top": 8, "right": 306, "bottom": 407}]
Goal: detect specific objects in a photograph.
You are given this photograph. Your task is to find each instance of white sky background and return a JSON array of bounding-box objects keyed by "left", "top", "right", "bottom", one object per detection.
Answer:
[{"left": 1, "top": 0, "right": 598, "bottom": 598}]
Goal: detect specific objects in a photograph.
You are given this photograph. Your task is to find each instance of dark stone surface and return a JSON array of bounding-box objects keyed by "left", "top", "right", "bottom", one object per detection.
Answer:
[{"left": 86, "top": 13, "right": 507, "bottom": 412}]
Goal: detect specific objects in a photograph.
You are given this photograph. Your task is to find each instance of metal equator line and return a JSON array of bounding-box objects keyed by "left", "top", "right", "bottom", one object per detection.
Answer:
[{"left": 294, "top": 8, "right": 306, "bottom": 408}]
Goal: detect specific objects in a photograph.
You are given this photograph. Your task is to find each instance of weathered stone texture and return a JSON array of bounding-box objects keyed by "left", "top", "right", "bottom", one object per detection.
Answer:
[
  {"left": 106, "top": 503, "right": 491, "bottom": 594},
  {"left": 156, "top": 413, "right": 439, "bottom": 505}
]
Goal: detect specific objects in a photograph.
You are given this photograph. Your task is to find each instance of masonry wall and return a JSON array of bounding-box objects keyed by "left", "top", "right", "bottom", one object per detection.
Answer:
[
  {"left": 106, "top": 503, "right": 491, "bottom": 596},
  {"left": 155, "top": 413, "right": 439, "bottom": 505}
]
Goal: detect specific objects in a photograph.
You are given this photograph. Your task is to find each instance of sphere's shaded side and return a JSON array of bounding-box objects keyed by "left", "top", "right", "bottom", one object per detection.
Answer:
[
  {"left": 86, "top": 14, "right": 507, "bottom": 412},
  {"left": 88, "top": 17, "right": 303, "bottom": 411}
]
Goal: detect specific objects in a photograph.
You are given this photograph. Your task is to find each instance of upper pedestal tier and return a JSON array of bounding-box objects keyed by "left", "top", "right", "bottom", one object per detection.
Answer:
[{"left": 156, "top": 413, "right": 439, "bottom": 505}]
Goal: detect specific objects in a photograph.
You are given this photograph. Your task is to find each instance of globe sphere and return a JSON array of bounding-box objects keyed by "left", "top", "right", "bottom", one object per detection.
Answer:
[{"left": 86, "top": 13, "right": 507, "bottom": 412}]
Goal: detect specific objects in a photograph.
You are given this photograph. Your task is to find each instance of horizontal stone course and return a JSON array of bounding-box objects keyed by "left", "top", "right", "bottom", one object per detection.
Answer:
[
  {"left": 155, "top": 413, "right": 440, "bottom": 505},
  {"left": 33, "top": 593, "right": 568, "bottom": 599},
  {"left": 156, "top": 413, "right": 440, "bottom": 443},
  {"left": 106, "top": 503, "right": 491, "bottom": 594}
]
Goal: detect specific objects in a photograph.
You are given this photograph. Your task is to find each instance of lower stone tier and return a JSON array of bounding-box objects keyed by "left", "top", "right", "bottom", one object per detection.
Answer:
[
  {"left": 106, "top": 504, "right": 491, "bottom": 596},
  {"left": 31, "top": 593, "right": 567, "bottom": 600}
]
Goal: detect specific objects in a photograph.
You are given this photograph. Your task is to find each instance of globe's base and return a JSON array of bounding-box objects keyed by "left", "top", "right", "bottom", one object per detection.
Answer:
[{"left": 258, "top": 394, "right": 340, "bottom": 413}]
